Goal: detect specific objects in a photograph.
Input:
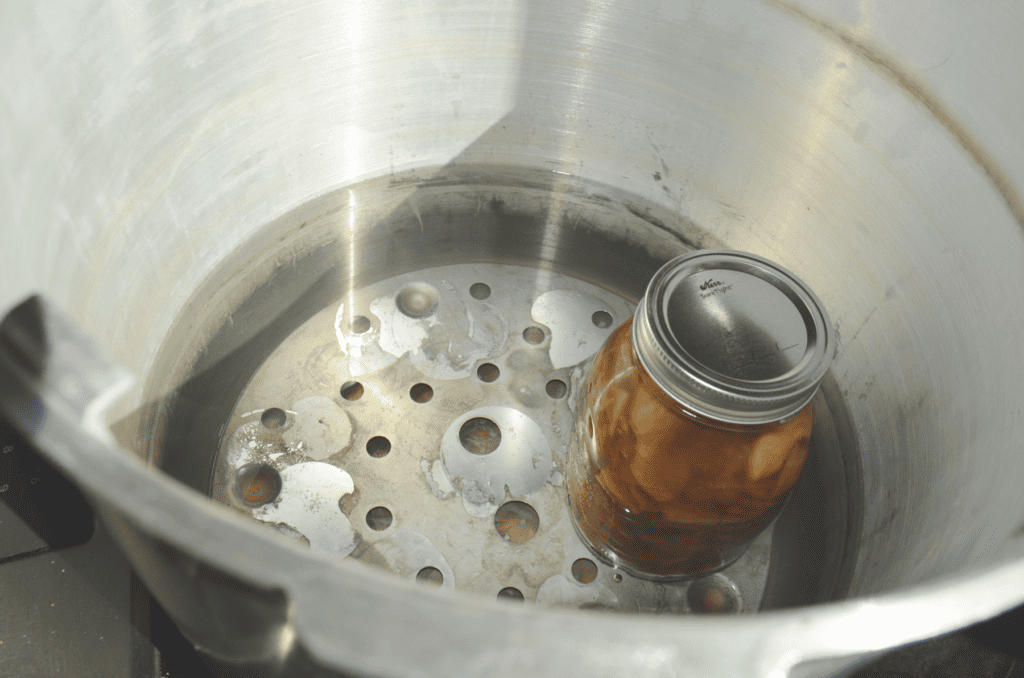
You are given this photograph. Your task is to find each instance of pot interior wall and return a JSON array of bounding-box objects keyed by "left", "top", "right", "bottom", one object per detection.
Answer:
[{"left": 4, "top": 0, "right": 1024, "bottom": 613}]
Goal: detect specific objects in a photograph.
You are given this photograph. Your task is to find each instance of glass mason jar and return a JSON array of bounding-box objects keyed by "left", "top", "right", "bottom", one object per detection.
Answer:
[{"left": 567, "top": 250, "right": 834, "bottom": 581}]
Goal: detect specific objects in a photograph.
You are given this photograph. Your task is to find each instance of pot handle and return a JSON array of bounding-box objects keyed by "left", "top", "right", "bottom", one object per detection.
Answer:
[{"left": 0, "top": 296, "right": 296, "bottom": 667}]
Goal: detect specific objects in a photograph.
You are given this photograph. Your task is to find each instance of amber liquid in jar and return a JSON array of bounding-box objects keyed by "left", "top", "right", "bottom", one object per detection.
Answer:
[{"left": 567, "top": 318, "right": 813, "bottom": 580}]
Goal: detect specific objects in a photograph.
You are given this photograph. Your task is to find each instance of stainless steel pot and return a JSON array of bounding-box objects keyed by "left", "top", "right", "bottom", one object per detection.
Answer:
[{"left": 3, "top": 1, "right": 1024, "bottom": 676}]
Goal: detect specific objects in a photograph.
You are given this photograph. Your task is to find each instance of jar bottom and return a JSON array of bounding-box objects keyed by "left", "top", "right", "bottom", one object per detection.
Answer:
[{"left": 566, "top": 483, "right": 771, "bottom": 582}]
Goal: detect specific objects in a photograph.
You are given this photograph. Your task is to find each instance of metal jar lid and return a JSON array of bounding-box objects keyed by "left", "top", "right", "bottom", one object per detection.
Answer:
[{"left": 632, "top": 250, "right": 834, "bottom": 425}]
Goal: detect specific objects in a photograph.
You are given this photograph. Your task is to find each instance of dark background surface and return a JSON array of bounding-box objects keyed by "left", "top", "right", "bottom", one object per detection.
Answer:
[{"left": 2, "top": 416, "right": 1021, "bottom": 678}]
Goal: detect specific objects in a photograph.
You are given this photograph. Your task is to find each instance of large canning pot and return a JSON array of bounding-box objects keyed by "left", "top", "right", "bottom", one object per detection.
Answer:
[{"left": 3, "top": 1, "right": 1024, "bottom": 677}]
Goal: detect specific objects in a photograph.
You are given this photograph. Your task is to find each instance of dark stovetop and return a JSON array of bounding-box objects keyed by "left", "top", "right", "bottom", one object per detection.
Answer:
[{"left": 2, "top": 417, "right": 1022, "bottom": 678}]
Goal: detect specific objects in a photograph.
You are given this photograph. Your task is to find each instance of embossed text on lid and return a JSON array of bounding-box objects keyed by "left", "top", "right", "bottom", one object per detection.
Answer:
[{"left": 633, "top": 250, "right": 833, "bottom": 424}]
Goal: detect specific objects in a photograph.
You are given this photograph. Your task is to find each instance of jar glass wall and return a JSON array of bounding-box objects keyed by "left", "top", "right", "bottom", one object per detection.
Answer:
[
  {"left": 567, "top": 319, "right": 813, "bottom": 580},
  {"left": 566, "top": 250, "right": 831, "bottom": 581}
]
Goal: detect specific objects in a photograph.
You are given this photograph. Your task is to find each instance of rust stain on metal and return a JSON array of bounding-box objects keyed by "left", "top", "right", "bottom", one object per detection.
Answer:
[{"left": 765, "top": 0, "right": 1024, "bottom": 231}]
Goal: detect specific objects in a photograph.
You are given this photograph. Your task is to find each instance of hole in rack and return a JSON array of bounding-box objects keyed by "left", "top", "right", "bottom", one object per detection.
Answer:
[
  {"left": 396, "top": 282, "right": 439, "bottom": 318},
  {"left": 613, "top": 573, "right": 623, "bottom": 583},
  {"left": 416, "top": 567, "right": 444, "bottom": 586},
  {"left": 588, "top": 416, "right": 594, "bottom": 437},
  {"left": 591, "top": 310, "right": 614, "bottom": 328},
  {"left": 477, "top": 363, "right": 500, "bottom": 383},
  {"left": 687, "top": 575, "right": 742, "bottom": 614},
  {"left": 545, "top": 379, "right": 567, "bottom": 399},
  {"left": 522, "top": 326, "right": 545, "bottom": 344},
  {"left": 340, "top": 381, "right": 364, "bottom": 401},
  {"left": 572, "top": 558, "right": 598, "bottom": 584},
  {"left": 459, "top": 417, "right": 501, "bottom": 455},
  {"left": 235, "top": 463, "right": 282, "bottom": 507},
  {"left": 366, "top": 436, "right": 391, "bottom": 458},
  {"left": 497, "top": 587, "right": 525, "bottom": 602},
  {"left": 351, "top": 316, "right": 371, "bottom": 334},
  {"left": 366, "top": 506, "right": 393, "bottom": 531},
  {"left": 275, "top": 523, "right": 310, "bottom": 548},
  {"left": 410, "top": 383, "right": 434, "bottom": 403},
  {"left": 260, "top": 408, "right": 287, "bottom": 429},
  {"left": 470, "top": 282, "right": 491, "bottom": 300},
  {"left": 494, "top": 501, "right": 539, "bottom": 544}
]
